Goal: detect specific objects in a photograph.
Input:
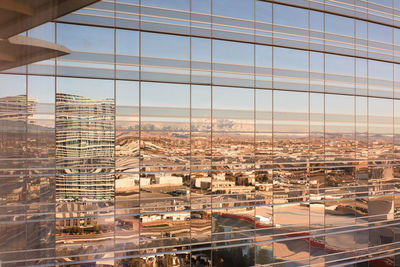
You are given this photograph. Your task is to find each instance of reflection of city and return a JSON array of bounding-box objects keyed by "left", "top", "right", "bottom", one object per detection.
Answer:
[
  {"left": 114, "top": 107, "right": 400, "bottom": 266},
  {"left": 2, "top": 89, "right": 400, "bottom": 266},
  {"left": 0, "top": 94, "right": 56, "bottom": 264}
]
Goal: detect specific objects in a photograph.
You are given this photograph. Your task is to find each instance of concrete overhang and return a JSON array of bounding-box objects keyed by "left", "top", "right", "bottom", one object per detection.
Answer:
[
  {"left": 0, "top": 0, "right": 100, "bottom": 71},
  {"left": 0, "top": 35, "right": 71, "bottom": 71},
  {"left": 0, "top": 0, "right": 100, "bottom": 39}
]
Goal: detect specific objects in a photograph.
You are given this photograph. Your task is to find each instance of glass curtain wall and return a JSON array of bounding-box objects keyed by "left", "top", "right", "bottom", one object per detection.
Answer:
[{"left": 1, "top": 0, "right": 400, "bottom": 266}]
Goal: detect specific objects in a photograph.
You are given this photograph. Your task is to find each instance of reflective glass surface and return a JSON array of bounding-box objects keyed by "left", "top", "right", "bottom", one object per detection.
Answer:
[{"left": 1, "top": 0, "right": 400, "bottom": 266}]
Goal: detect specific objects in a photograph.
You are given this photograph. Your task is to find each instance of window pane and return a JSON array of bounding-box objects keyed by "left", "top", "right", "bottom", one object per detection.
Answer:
[
  {"left": 141, "top": 32, "right": 189, "bottom": 60},
  {"left": 325, "top": 14, "right": 354, "bottom": 55},
  {"left": 57, "top": 24, "right": 114, "bottom": 78},
  {"left": 273, "top": 4, "right": 308, "bottom": 49},
  {"left": 325, "top": 14, "right": 354, "bottom": 37},
  {"left": 212, "top": 86, "right": 254, "bottom": 170},
  {"left": 192, "top": 37, "right": 211, "bottom": 84},
  {"left": 212, "top": 0, "right": 254, "bottom": 41},
  {"left": 213, "top": 0, "right": 254, "bottom": 20},
  {"left": 141, "top": 32, "right": 190, "bottom": 82},
  {"left": 274, "top": 5, "right": 308, "bottom": 29},
  {"left": 142, "top": 0, "right": 189, "bottom": 10},
  {"left": 116, "top": 29, "right": 139, "bottom": 80},
  {"left": 369, "top": 98, "right": 393, "bottom": 161},
  {"left": 213, "top": 40, "right": 254, "bottom": 87},
  {"left": 325, "top": 54, "right": 354, "bottom": 94},
  {"left": 325, "top": 94, "right": 355, "bottom": 161},
  {"left": 256, "top": 45, "right": 272, "bottom": 88},
  {"left": 368, "top": 60, "right": 393, "bottom": 98},
  {"left": 310, "top": 52, "right": 324, "bottom": 92},
  {"left": 274, "top": 91, "right": 308, "bottom": 166},
  {"left": 255, "top": 1, "right": 272, "bottom": 44},
  {"left": 368, "top": 23, "right": 393, "bottom": 61},
  {"left": 274, "top": 47, "right": 308, "bottom": 91},
  {"left": 140, "top": 82, "right": 190, "bottom": 172},
  {"left": 0, "top": 74, "right": 26, "bottom": 159},
  {"left": 57, "top": 24, "right": 113, "bottom": 53}
]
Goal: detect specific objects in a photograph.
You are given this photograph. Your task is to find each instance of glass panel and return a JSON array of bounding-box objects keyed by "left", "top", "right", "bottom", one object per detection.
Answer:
[
  {"left": 55, "top": 77, "right": 114, "bottom": 200},
  {"left": 368, "top": 60, "right": 393, "bottom": 98},
  {"left": 255, "top": 89, "right": 273, "bottom": 244},
  {"left": 325, "top": 0, "right": 355, "bottom": 18},
  {"left": 115, "top": 80, "right": 139, "bottom": 228},
  {"left": 255, "top": 45, "right": 272, "bottom": 89},
  {"left": 142, "top": 0, "right": 189, "bottom": 11},
  {"left": 356, "top": 58, "right": 368, "bottom": 96},
  {"left": 368, "top": 98, "right": 393, "bottom": 162},
  {"left": 191, "top": 0, "right": 211, "bottom": 36},
  {"left": 55, "top": 202, "right": 115, "bottom": 263},
  {"left": 140, "top": 82, "right": 190, "bottom": 172},
  {"left": 325, "top": 14, "right": 354, "bottom": 55},
  {"left": 325, "top": 54, "right": 355, "bottom": 95},
  {"left": 310, "top": 52, "right": 324, "bottom": 93},
  {"left": 212, "top": 40, "right": 254, "bottom": 87},
  {"left": 115, "top": 0, "right": 139, "bottom": 30},
  {"left": 116, "top": 29, "right": 139, "bottom": 80},
  {"left": 57, "top": 23, "right": 114, "bottom": 53},
  {"left": 273, "top": 4, "right": 309, "bottom": 49},
  {"left": 27, "top": 76, "right": 55, "bottom": 168},
  {"left": 141, "top": 32, "right": 190, "bottom": 83},
  {"left": 255, "top": 1, "right": 272, "bottom": 45},
  {"left": 141, "top": 0, "right": 190, "bottom": 35},
  {"left": 274, "top": 4, "right": 308, "bottom": 29},
  {"left": 368, "top": 23, "right": 393, "bottom": 61},
  {"left": 57, "top": 23, "right": 114, "bottom": 79},
  {"left": 356, "top": 97, "right": 368, "bottom": 162},
  {"left": 273, "top": 90, "right": 308, "bottom": 167},
  {"left": 325, "top": 14, "right": 354, "bottom": 36},
  {"left": 310, "top": 93, "right": 324, "bottom": 163},
  {"left": 212, "top": 0, "right": 254, "bottom": 42},
  {"left": 139, "top": 211, "right": 191, "bottom": 252},
  {"left": 0, "top": 74, "right": 27, "bottom": 159},
  {"left": 356, "top": 20, "right": 368, "bottom": 57},
  {"left": 212, "top": 86, "right": 254, "bottom": 169},
  {"left": 191, "top": 37, "right": 211, "bottom": 84},
  {"left": 212, "top": 246, "right": 255, "bottom": 266},
  {"left": 273, "top": 47, "right": 309, "bottom": 91},
  {"left": 28, "top": 23, "right": 56, "bottom": 75},
  {"left": 324, "top": 166, "right": 356, "bottom": 262},
  {"left": 255, "top": 89, "right": 272, "bottom": 165},
  {"left": 0, "top": 73, "right": 28, "bottom": 264},
  {"left": 273, "top": 238, "right": 310, "bottom": 265},
  {"left": 325, "top": 94, "right": 355, "bottom": 163},
  {"left": 191, "top": 85, "right": 211, "bottom": 170}
]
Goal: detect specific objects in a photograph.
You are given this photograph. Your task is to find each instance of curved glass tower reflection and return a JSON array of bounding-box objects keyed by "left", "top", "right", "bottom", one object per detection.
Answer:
[{"left": 2, "top": 0, "right": 400, "bottom": 266}]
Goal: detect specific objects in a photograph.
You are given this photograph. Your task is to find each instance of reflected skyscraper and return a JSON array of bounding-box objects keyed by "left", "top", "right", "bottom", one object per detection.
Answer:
[{"left": 55, "top": 93, "right": 115, "bottom": 201}]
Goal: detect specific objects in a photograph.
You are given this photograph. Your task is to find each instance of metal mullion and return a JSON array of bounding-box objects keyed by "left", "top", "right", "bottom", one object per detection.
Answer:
[
  {"left": 113, "top": 0, "right": 117, "bottom": 260},
  {"left": 210, "top": 0, "right": 214, "bottom": 264},
  {"left": 253, "top": 0, "right": 257, "bottom": 260},
  {"left": 189, "top": 0, "right": 193, "bottom": 262},
  {"left": 138, "top": 0, "right": 142, "bottom": 257}
]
